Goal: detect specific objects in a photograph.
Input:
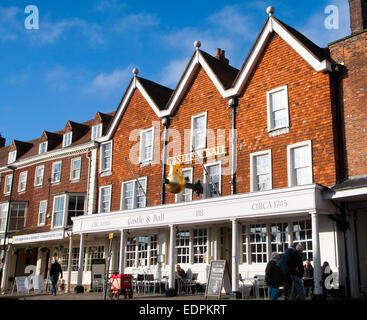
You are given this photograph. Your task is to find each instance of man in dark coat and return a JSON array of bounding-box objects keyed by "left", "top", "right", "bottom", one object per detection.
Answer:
[
  {"left": 280, "top": 244, "right": 296, "bottom": 299},
  {"left": 49, "top": 256, "right": 63, "bottom": 296},
  {"left": 289, "top": 243, "right": 306, "bottom": 300},
  {"left": 265, "top": 252, "right": 284, "bottom": 300},
  {"left": 303, "top": 259, "right": 314, "bottom": 297}
]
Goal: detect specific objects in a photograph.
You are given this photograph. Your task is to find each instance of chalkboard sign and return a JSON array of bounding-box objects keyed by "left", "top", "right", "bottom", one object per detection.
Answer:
[{"left": 205, "top": 260, "right": 231, "bottom": 299}]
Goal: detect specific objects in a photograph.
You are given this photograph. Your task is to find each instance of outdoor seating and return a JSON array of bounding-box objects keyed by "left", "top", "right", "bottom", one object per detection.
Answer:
[{"left": 254, "top": 274, "right": 268, "bottom": 299}]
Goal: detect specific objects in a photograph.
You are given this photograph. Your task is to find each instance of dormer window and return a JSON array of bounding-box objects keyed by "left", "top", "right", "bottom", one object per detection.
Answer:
[
  {"left": 8, "top": 151, "right": 17, "bottom": 164},
  {"left": 92, "top": 124, "right": 102, "bottom": 140},
  {"left": 63, "top": 132, "right": 72, "bottom": 148},
  {"left": 39, "top": 141, "right": 48, "bottom": 154}
]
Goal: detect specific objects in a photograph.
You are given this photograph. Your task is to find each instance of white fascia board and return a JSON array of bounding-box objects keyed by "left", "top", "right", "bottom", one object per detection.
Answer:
[
  {"left": 327, "top": 187, "right": 367, "bottom": 200},
  {"left": 271, "top": 18, "right": 332, "bottom": 73},
  {"left": 162, "top": 51, "right": 201, "bottom": 117},
  {"left": 198, "top": 53, "right": 227, "bottom": 97},
  {"left": 136, "top": 80, "right": 163, "bottom": 118},
  {"left": 102, "top": 80, "right": 136, "bottom": 142},
  {"left": 228, "top": 21, "right": 273, "bottom": 97}
]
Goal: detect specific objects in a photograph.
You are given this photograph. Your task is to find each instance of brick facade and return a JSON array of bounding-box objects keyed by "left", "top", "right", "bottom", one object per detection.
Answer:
[{"left": 329, "top": 30, "right": 367, "bottom": 178}]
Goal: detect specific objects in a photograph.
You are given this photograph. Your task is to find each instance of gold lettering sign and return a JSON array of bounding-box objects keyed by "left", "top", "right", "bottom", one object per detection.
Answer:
[{"left": 167, "top": 145, "right": 226, "bottom": 165}]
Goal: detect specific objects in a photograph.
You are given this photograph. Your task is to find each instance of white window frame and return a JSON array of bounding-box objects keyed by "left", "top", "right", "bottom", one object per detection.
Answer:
[
  {"left": 139, "top": 127, "right": 155, "bottom": 163},
  {"left": 266, "top": 85, "right": 289, "bottom": 132},
  {"left": 0, "top": 203, "right": 9, "bottom": 232},
  {"left": 287, "top": 140, "right": 313, "bottom": 187},
  {"left": 250, "top": 149, "right": 272, "bottom": 192},
  {"left": 91, "top": 124, "right": 103, "bottom": 140},
  {"left": 52, "top": 195, "right": 66, "bottom": 229},
  {"left": 70, "top": 157, "right": 81, "bottom": 181},
  {"left": 4, "top": 175, "right": 12, "bottom": 195},
  {"left": 51, "top": 161, "right": 62, "bottom": 184},
  {"left": 63, "top": 132, "right": 72, "bottom": 147},
  {"left": 34, "top": 165, "right": 45, "bottom": 187},
  {"left": 100, "top": 141, "right": 112, "bottom": 172},
  {"left": 203, "top": 161, "right": 222, "bottom": 198},
  {"left": 99, "top": 185, "right": 112, "bottom": 213},
  {"left": 39, "top": 141, "right": 48, "bottom": 154},
  {"left": 120, "top": 177, "right": 148, "bottom": 210},
  {"left": 8, "top": 151, "right": 17, "bottom": 164},
  {"left": 176, "top": 230, "right": 191, "bottom": 264},
  {"left": 175, "top": 167, "right": 193, "bottom": 203},
  {"left": 18, "top": 171, "right": 28, "bottom": 193},
  {"left": 38, "top": 200, "right": 47, "bottom": 226},
  {"left": 190, "top": 112, "right": 207, "bottom": 151}
]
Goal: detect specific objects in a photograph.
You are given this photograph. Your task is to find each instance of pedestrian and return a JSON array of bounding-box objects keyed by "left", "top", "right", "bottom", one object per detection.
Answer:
[
  {"left": 303, "top": 259, "right": 314, "bottom": 297},
  {"left": 280, "top": 244, "right": 296, "bottom": 300},
  {"left": 49, "top": 256, "right": 63, "bottom": 296},
  {"left": 175, "top": 264, "right": 186, "bottom": 294},
  {"left": 265, "top": 252, "right": 284, "bottom": 300},
  {"left": 289, "top": 243, "right": 306, "bottom": 300}
]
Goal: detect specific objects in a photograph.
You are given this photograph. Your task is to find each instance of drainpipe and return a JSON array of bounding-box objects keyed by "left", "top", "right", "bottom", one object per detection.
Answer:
[
  {"left": 228, "top": 97, "right": 238, "bottom": 195},
  {"left": 161, "top": 117, "right": 170, "bottom": 204},
  {"left": 0, "top": 165, "right": 16, "bottom": 292}
]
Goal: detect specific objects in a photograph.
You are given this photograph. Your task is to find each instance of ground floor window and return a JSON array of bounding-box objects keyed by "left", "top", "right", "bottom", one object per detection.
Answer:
[
  {"left": 86, "top": 246, "right": 105, "bottom": 271},
  {"left": 293, "top": 219, "right": 313, "bottom": 260},
  {"left": 60, "top": 247, "right": 86, "bottom": 271},
  {"left": 193, "top": 229, "right": 207, "bottom": 263},
  {"left": 242, "top": 218, "right": 313, "bottom": 263},
  {"left": 249, "top": 224, "right": 267, "bottom": 263},
  {"left": 125, "top": 235, "right": 157, "bottom": 268},
  {"left": 271, "top": 223, "right": 289, "bottom": 254},
  {"left": 176, "top": 231, "right": 190, "bottom": 264}
]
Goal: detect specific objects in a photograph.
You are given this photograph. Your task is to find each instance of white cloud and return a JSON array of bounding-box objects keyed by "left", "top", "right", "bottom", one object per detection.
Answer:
[
  {"left": 0, "top": 6, "right": 22, "bottom": 41},
  {"left": 114, "top": 13, "right": 160, "bottom": 31},
  {"left": 160, "top": 58, "right": 188, "bottom": 88},
  {"left": 83, "top": 66, "right": 134, "bottom": 95},
  {"left": 29, "top": 18, "right": 104, "bottom": 45}
]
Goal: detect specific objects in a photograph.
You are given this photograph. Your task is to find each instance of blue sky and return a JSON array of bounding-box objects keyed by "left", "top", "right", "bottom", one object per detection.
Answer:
[{"left": 0, "top": 0, "right": 350, "bottom": 145}]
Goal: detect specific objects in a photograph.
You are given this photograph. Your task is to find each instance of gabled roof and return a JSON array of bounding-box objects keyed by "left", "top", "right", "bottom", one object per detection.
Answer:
[
  {"left": 65, "top": 120, "right": 90, "bottom": 133},
  {"left": 159, "top": 16, "right": 333, "bottom": 117},
  {"left": 102, "top": 76, "right": 173, "bottom": 141},
  {"left": 137, "top": 77, "right": 173, "bottom": 111}
]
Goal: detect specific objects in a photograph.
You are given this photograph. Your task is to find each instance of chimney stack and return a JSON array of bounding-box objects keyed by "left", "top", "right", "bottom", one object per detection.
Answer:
[
  {"left": 0, "top": 134, "right": 5, "bottom": 148},
  {"left": 215, "top": 48, "right": 229, "bottom": 64},
  {"left": 349, "top": 0, "right": 367, "bottom": 34}
]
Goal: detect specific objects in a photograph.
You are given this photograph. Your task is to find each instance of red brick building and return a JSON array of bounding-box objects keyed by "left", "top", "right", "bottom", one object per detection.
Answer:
[
  {"left": 1, "top": 1, "right": 367, "bottom": 298},
  {"left": 71, "top": 10, "right": 349, "bottom": 298},
  {"left": 0, "top": 112, "right": 113, "bottom": 291}
]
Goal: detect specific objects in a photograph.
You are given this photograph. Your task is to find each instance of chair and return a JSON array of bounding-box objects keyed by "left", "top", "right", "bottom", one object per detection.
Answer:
[
  {"left": 187, "top": 273, "right": 198, "bottom": 294},
  {"left": 254, "top": 275, "right": 268, "bottom": 299},
  {"left": 135, "top": 274, "right": 145, "bottom": 294}
]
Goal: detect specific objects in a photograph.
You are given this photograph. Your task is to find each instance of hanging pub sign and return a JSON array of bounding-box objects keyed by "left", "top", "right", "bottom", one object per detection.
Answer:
[
  {"left": 205, "top": 260, "right": 231, "bottom": 299},
  {"left": 167, "top": 145, "right": 226, "bottom": 165}
]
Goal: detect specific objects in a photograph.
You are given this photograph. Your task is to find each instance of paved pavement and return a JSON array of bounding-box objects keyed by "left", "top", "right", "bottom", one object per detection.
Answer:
[{"left": 0, "top": 291, "right": 223, "bottom": 300}]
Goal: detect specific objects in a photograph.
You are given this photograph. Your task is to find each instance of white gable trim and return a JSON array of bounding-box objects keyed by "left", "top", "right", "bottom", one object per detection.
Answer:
[
  {"left": 99, "top": 16, "right": 333, "bottom": 134},
  {"left": 101, "top": 78, "right": 166, "bottom": 142},
  {"left": 163, "top": 17, "right": 332, "bottom": 114}
]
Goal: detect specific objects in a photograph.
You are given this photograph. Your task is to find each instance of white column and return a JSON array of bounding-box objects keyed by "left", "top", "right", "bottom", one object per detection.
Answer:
[
  {"left": 168, "top": 225, "right": 175, "bottom": 289},
  {"left": 311, "top": 211, "right": 322, "bottom": 295},
  {"left": 1, "top": 245, "right": 12, "bottom": 292},
  {"left": 66, "top": 234, "right": 73, "bottom": 293},
  {"left": 119, "top": 230, "right": 126, "bottom": 274},
  {"left": 36, "top": 249, "right": 42, "bottom": 275},
  {"left": 231, "top": 219, "right": 239, "bottom": 293},
  {"left": 77, "top": 233, "right": 85, "bottom": 287}
]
